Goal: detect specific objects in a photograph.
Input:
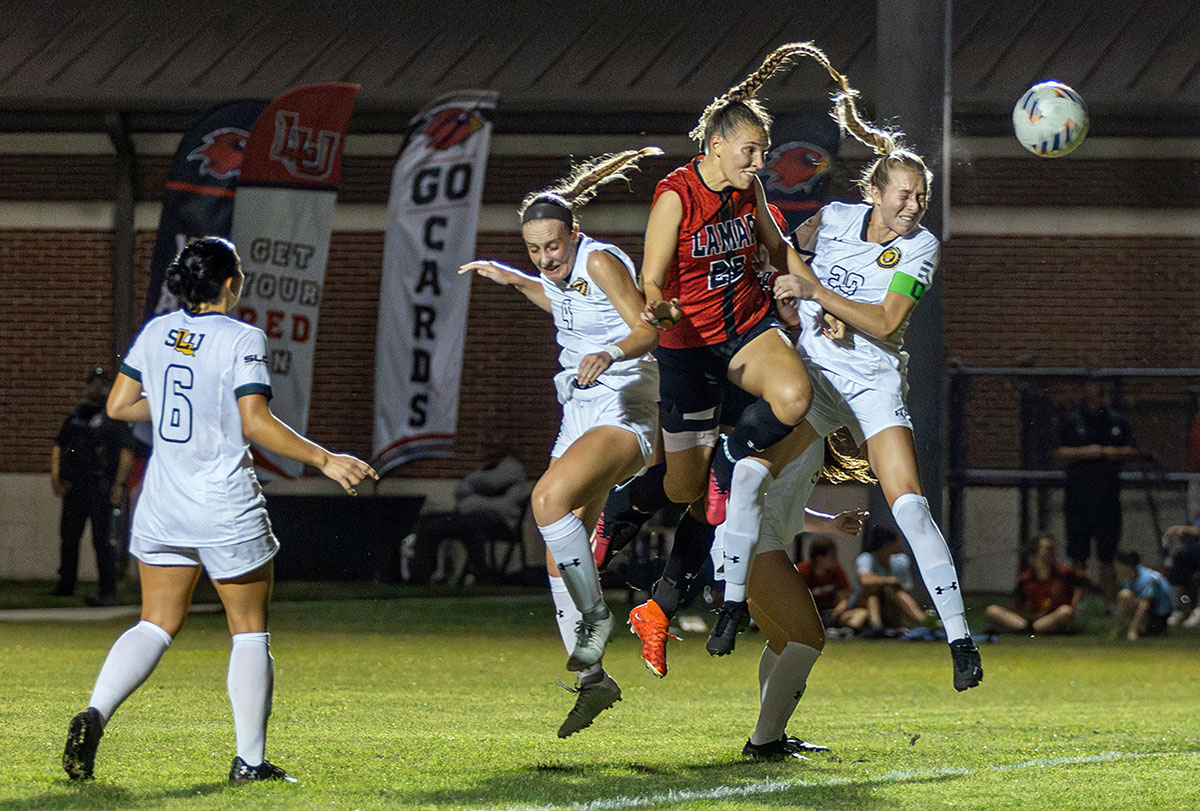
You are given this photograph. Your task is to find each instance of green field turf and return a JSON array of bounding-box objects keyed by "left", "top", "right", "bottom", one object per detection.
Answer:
[{"left": 2, "top": 593, "right": 1198, "bottom": 810}]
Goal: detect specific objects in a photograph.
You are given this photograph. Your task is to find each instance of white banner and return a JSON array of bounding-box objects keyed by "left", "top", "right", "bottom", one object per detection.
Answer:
[
  {"left": 231, "top": 83, "right": 358, "bottom": 480},
  {"left": 373, "top": 90, "right": 499, "bottom": 475}
]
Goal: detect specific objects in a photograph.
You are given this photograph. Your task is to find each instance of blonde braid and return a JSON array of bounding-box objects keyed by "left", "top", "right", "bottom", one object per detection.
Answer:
[
  {"left": 690, "top": 41, "right": 850, "bottom": 148},
  {"left": 518, "top": 147, "right": 664, "bottom": 223},
  {"left": 809, "top": 50, "right": 933, "bottom": 196}
]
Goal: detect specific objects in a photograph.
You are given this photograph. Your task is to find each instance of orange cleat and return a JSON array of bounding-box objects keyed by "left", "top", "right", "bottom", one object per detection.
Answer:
[{"left": 628, "top": 599, "right": 680, "bottom": 678}]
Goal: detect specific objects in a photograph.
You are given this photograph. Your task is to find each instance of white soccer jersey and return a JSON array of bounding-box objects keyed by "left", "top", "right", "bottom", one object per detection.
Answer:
[
  {"left": 796, "top": 201, "right": 940, "bottom": 388},
  {"left": 121, "top": 309, "right": 274, "bottom": 546},
  {"left": 539, "top": 233, "right": 645, "bottom": 379}
]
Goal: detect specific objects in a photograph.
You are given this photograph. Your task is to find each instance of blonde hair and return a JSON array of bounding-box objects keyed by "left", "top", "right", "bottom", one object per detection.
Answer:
[
  {"left": 690, "top": 42, "right": 851, "bottom": 151},
  {"left": 819, "top": 429, "right": 875, "bottom": 485},
  {"left": 818, "top": 55, "right": 934, "bottom": 198},
  {"left": 518, "top": 147, "right": 664, "bottom": 226}
]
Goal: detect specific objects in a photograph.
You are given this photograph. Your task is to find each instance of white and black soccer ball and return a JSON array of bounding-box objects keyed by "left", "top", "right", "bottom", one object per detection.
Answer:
[{"left": 1012, "top": 81, "right": 1089, "bottom": 157}]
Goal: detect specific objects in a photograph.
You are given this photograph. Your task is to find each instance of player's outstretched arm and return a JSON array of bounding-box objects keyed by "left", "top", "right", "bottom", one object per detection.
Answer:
[
  {"left": 459, "top": 260, "right": 552, "bottom": 313},
  {"left": 106, "top": 372, "right": 152, "bottom": 423},
  {"left": 237, "top": 394, "right": 377, "bottom": 494},
  {"left": 804, "top": 507, "right": 868, "bottom": 538}
]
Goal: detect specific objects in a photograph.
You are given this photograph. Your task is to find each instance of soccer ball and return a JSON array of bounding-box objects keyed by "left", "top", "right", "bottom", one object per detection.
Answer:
[{"left": 1012, "top": 81, "right": 1089, "bottom": 157}]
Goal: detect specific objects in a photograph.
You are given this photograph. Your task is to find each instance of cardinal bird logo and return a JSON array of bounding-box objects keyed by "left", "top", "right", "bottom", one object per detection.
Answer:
[
  {"left": 418, "top": 107, "right": 485, "bottom": 150},
  {"left": 186, "top": 127, "right": 251, "bottom": 180},
  {"left": 762, "top": 141, "right": 832, "bottom": 196}
]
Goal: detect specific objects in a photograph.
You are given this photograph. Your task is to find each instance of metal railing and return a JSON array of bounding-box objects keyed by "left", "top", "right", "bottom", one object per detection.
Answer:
[{"left": 945, "top": 362, "right": 1200, "bottom": 556}]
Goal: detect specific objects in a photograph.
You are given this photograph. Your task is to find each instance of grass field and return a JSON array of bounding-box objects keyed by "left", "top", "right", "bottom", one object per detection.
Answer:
[{"left": 2, "top": 590, "right": 1199, "bottom": 810}]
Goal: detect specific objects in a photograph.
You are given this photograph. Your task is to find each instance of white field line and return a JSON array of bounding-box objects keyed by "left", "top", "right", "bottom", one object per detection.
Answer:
[{"left": 480, "top": 750, "right": 1195, "bottom": 811}]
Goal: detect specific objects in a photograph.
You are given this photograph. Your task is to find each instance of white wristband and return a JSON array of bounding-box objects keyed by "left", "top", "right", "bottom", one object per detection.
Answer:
[{"left": 601, "top": 344, "right": 625, "bottom": 362}]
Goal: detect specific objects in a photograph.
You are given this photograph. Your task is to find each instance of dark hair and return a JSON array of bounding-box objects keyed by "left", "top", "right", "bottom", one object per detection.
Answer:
[
  {"left": 808, "top": 537, "right": 836, "bottom": 561},
  {"left": 864, "top": 525, "right": 900, "bottom": 554},
  {"left": 165, "top": 237, "right": 241, "bottom": 311},
  {"left": 1115, "top": 550, "right": 1140, "bottom": 567}
]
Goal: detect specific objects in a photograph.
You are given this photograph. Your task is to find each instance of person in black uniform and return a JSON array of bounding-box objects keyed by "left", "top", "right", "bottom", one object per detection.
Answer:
[
  {"left": 50, "top": 368, "right": 133, "bottom": 604},
  {"left": 1052, "top": 380, "right": 1139, "bottom": 609}
]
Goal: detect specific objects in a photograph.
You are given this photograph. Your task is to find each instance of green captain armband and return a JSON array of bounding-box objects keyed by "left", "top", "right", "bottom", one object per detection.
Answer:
[{"left": 888, "top": 271, "right": 927, "bottom": 302}]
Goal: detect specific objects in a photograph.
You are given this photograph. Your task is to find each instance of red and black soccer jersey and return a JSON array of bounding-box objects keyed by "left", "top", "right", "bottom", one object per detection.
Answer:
[{"left": 654, "top": 159, "right": 770, "bottom": 349}]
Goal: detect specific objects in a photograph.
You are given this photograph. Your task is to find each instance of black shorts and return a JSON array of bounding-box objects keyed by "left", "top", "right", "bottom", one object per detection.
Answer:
[
  {"left": 1064, "top": 491, "right": 1121, "bottom": 565},
  {"left": 656, "top": 313, "right": 785, "bottom": 435}
]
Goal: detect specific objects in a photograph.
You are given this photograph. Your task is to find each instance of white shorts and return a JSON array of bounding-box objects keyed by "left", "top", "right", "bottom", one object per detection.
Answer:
[
  {"left": 803, "top": 366, "right": 912, "bottom": 445},
  {"left": 130, "top": 533, "right": 279, "bottom": 580},
  {"left": 551, "top": 364, "right": 658, "bottom": 465},
  {"left": 753, "top": 439, "right": 825, "bottom": 559}
]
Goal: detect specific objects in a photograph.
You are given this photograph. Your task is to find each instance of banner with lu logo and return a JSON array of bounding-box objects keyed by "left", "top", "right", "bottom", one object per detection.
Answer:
[{"left": 231, "top": 82, "right": 359, "bottom": 480}]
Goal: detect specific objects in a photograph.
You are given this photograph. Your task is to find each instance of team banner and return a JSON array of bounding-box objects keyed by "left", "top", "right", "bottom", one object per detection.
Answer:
[
  {"left": 372, "top": 90, "right": 499, "bottom": 474},
  {"left": 231, "top": 82, "right": 359, "bottom": 480},
  {"left": 144, "top": 99, "right": 268, "bottom": 318},
  {"left": 760, "top": 112, "right": 842, "bottom": 233}
]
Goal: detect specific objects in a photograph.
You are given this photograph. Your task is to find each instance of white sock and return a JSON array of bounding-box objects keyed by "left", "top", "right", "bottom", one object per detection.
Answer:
[
  {"left": 578, "top": 663, "right": 604, "bottom": 683},
  {"left": 751, "top": 641, "right": 821, "bottom": 745},
  {"left": 539, "top": 513, "right": 605, "bottom": 617},
  {"left": 722, "top": 459, "right": 773, "bottom": 603},
  {"left": 89, "top": 620, "right": 172, "bottom": 723},
  {"left": 892, "top": 493, "right": 969, "bottom": 640},
  {"left": 548, "top": 574, "right": 582, "bottom": 654},
  {"left": 228, "top": 632, "right": 273, "bottom": 766},
  {"left": 757, "top": 644, "right": 780, "bottom": 704}
]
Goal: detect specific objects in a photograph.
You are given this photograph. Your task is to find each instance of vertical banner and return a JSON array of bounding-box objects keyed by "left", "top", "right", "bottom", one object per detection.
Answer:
[
  {"left": 372, "top": 90, "right": 498, "bottom": 475},
  {"left": 231, "top": 82, "right": 359, "bottom": 480},
  {"left": 144, "top": 99, "right": 268, "bottom": 318},
  {"left": 760, "top": 112, "right": 842, "bottom": 233}
]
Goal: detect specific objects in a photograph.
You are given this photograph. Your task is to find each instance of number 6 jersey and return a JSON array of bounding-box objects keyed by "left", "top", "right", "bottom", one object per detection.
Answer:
[
  {"left": 796, "top": 200, "right": 940, "bottom": 389},
  {"left": 121, "top": 309, "right": 274, "bottom": 546}
]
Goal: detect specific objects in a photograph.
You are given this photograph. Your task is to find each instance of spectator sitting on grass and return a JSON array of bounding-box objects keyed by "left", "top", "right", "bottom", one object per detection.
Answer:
[
  {"left": 796, "top": 536, "right": 857, "bottom": 632},
  {"left": 984, "top": 534, "right": 1087, "bottom": 635},
  {"left": 850, "top": 526, "right": 926, "bottom": 635},
  {"left": 1111, "top": 550, "right": 1173, "bottom": 642}
]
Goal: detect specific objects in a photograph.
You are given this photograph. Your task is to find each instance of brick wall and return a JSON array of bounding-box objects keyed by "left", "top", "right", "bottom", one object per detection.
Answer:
[{"left": 3, "top": 151, "right": 1197, "bottom": 479}]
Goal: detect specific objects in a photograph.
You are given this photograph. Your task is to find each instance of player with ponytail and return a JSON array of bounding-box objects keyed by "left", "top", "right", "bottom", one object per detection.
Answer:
[
  {"left": 772, "top": 54, "right": 984, "bottom": 692},
  {"left": 626, "top": 42, "right": 852, "bottom": 681},
  {"left": 460, "top": 148, "right": 663, "bottom": 738},
  {"left": 63, "top": 237, "right": 376, "bottom": 783}
]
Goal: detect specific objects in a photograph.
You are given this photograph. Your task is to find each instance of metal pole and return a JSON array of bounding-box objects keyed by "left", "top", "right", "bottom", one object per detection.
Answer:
[
  {"left": 105, "top": 111, "right": 136, "bottom": 363},
  {"left": 875, "top": 0, "right": 952, "bottom": 540}
]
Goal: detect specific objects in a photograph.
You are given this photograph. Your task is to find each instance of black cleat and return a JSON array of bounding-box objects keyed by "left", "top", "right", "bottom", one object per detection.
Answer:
[
  {"left": 742, "top": 734, "right": 829, "bottom": 760},
  {"left": 62, "top": 707, "right": 104, "bottom": 780},
  {"left": 557, "top": 673, "right": 622, "bottom": 738},
  {"left": 706, "top": 600, "right": 750, "bottom": 656},
  {"left": 949, "top": 637, "right": 983, "bottom": 691},
  {"left": 229, "top": 756, "right": 298, "bottom": 783}
]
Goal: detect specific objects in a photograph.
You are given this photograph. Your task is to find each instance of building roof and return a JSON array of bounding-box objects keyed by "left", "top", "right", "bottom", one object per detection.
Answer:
[{"left": 0, "top": 0, "right": 1197, "bottom": 133}]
